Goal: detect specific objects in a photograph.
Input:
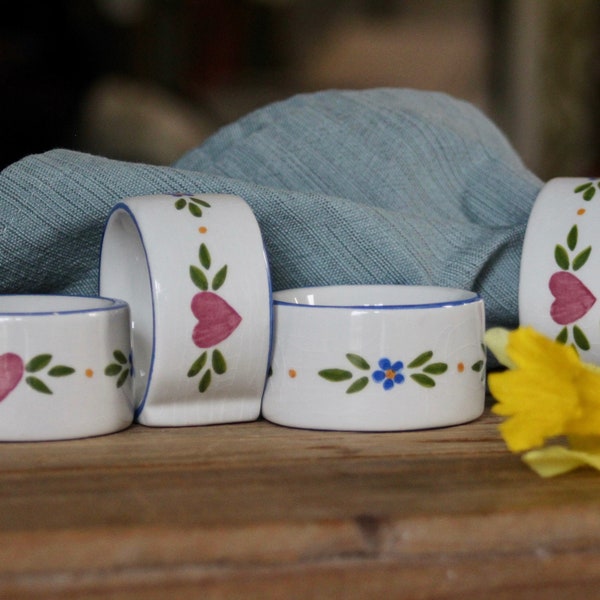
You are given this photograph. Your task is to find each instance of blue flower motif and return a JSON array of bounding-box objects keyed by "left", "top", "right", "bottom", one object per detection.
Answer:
[{"left": 372, "top": 358, "right": 405, "bottom": 390}]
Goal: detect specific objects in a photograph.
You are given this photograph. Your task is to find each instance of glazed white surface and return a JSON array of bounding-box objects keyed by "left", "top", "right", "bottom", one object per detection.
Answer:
[
  {"left": 263, "top": 285, "right": 486, "bottom": 431},
  {"left": 0, "top": 295, "right": 133, "bottom": 441},
  {"left": 100, "top": 194, "right": 271, "bottom": 427},
  {"left": 520, "top": 178, "right": 600, "bottom": 362}
]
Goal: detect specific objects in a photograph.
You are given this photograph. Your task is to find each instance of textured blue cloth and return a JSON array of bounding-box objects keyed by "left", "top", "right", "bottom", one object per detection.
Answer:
[{"left": 0, "top": 89, "right": 541, "bottom": 328}]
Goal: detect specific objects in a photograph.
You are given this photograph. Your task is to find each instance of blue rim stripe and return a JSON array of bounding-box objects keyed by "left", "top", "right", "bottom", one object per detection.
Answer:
[
  {"left": 105, "top": 202, "right": 155, "bottom": 420},
  {"left": 273, "top": 289, "right": 482, "bottom": 310},
  {"left": 0, "top": 295, "right": 128, "bottom": 316}
]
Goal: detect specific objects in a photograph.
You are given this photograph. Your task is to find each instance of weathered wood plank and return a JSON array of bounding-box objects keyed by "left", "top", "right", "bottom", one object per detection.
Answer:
[{"left": 1, "top": 408, "right": 599, "bottom": 597}]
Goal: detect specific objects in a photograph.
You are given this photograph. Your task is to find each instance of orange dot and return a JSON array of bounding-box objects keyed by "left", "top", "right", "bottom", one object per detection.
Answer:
[
  {"left": 85, "top": 368, "right": 94, "bottom": 378},
  {"left": 577, "top": 208, "right": 586, "bottom": 216},
  {"left": 457, "top": 362, "right": 465, "bottom": 373},
  {"left": 198, "top": 226, "right": 208, "bottom": 234},
  {"left": 288, "top": 369, "right": 297, "bottom": 378}
]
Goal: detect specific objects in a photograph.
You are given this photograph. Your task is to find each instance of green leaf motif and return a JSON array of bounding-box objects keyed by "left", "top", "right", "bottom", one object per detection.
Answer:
[
  {"left": 318, "top": 369, "right": 353, "bottom": 382},
  {"left": 174, "top": 198, "right": 186, "bottom": 210},
  {"left": 212, "top": 265, "right": 228, "bottom": 291},
  {"left": 410, "top": 373, "right": 435, "bottom": 388},
  {"left": 346, "top": 353, "right": 370, "bottom": 370},
  {"left": 187, "top": 352, "right": 207, "bottom": 377},
  {"left": 190, "top": 197, "right": 211, "bottom": 208},
  {"left": 407, "top": 351, "right": 433, "bottom": 369},
  {"left": 573, "top": 247, "right": 592, "bottom": 271},
  {"left": 573, "top": 326, "right": 591, "bottom": 351},
  {"left": 48, "top": 365, "right": 75, "bottom": 377},
  {"left": 583, "top": 186, "right": 596, "bottom": 201},
  {"left": 26, "top": 376, "right": 52, "bottom": 394},
  {"left": 199, "top": 369, "right": 212, "bottom": 393},
  {"left": 116, "top": 369, "right": 130, "bottom": 388},
  {"left": 188, "top": 203, "right": 203, "bottom": 217},
  {"left": 423, "top": 362, "right": 448, "bottom": 375},
  {"left": 114, "top": 350, "right": 128, "bottom": 365},
  {"left": 575, "top": 182, "right": 593, "bottom": 193},
  {"left": 346, "top": 376, "right": 369, "bottom": 394},
  {"left": 471, "top": 360, "right": 484, "bottom": 373},
  {"left": 567, "top": 225, "right": 578, "bottom": 251},
  {"left": 554, "top": 245, "right": 570, "bottom": 270},
  {"left": 105, "top": 363, "right": 122, "bottom": 376},
  {"left": 556, "top": 327, "right": 568, "bottom": 344},
  {"left": 212, "top": 349, "right": 227, "bottom": 374},
  {"left": 25, "top": 354, "right": 52, "bottom": 373},
  {"left": 199, "top": 243, "right": 211, "bottom": 269},
  {"left": 190, "top": 265, "right": 208, "bottom": 290}
]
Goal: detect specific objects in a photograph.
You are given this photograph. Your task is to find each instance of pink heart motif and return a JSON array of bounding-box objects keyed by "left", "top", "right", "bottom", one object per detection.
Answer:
[
  {"left": 549, "top": 271, "right": 597, "bottom": 325},
  {"left": 191, "top": 291, "right": 242, "bottom": 348},
  {"left": 0, "top": 353, "right": 24, "bottom": 401}
]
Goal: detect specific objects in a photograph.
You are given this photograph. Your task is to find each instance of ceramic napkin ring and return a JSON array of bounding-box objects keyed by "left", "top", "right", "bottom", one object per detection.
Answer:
[
  {"left": 0, "top": 295, "right": 133, "bottom": 441},
  {"left": 100, "top": 194, "right": 272, "bottom": 427},
  {"left": 520, "top": 177, "right": 600, "bottom": 363},
  {"left": 262, "top": 285, "right": 486, "bottom": 431}
]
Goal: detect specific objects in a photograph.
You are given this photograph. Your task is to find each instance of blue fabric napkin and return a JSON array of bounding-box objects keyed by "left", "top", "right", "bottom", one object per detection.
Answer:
[{"left": 0, "top": 88, "right": 541, "bottom": 329}]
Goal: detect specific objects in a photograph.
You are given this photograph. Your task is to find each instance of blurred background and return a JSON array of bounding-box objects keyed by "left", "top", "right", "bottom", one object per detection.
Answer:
[{"left": 1, "top": 0, "right": 598, "bottom": 180}]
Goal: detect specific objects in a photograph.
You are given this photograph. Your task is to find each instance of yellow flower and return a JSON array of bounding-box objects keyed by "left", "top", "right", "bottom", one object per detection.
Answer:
[
  {"left": 522, "top": 440, "right": 600, "bottom": 477},
  {"left": 486, "top": 327, "right": 600, "bottom": 455}
]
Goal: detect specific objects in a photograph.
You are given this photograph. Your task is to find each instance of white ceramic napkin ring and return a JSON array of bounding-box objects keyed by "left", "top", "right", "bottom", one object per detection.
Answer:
[
  {"left": 519, "top": 177, "right": 600, "bottom": 362},
  {"left": 262, "top": 285, "right": 486, "bottom": 431},
  {"left": 100, "top": 194, "right": 272, "bottom": 427},
  {"left": 0, "top": 295, "right": 133, "bottom": 441}
]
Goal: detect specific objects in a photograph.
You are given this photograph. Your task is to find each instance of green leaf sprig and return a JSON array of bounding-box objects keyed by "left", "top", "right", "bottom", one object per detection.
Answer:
[
  {"left": 407, "top": 351, "right": 448, "bottom": 388},
  {"left": 104, "top": 350, "right": 132, "bottom": 388},
  {"left": 554, "top": 225, "right": 591, "bottom": 272},
  {"left": 574, "top": 180, "right": 600, "bottom": 201},
  {"left": 319, "top": 353, "right": 370, "bottom": 394},
  {"left": 187, "top": 349, "right": 227, "bottom": 393},
  {"left": 174, "top": 195, "right": 211, "bottom": 217},
  {"left": 190, "top": 243, "right": 228, "bottom": 291},
  {"left": 25, "top": 354, "right": 75, "bottom": 394}
]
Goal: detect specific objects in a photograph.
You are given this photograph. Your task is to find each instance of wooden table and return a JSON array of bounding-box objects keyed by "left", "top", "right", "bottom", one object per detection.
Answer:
[{"left": 1, "top": 402, "right": 600, "bottom": 599}]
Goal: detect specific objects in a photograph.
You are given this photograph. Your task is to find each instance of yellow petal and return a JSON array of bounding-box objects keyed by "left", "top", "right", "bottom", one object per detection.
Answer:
[
  {"left": 488, "top": 326, "right": 600, "bottom": 456},
  {"left": 485, "top": 328, "right": 514, "bottom": 369},
  {"left": 522, "top": 445, "right": 600, "bottom": 477},
  {"left": 565, "top": 368, "right": 600, "bottom": 435},
  {"left": 507, "top": 327, "right": 580, "bottom": 372},
  {"left": 489, "top": 367, "right": 579, "bottom": 452}
]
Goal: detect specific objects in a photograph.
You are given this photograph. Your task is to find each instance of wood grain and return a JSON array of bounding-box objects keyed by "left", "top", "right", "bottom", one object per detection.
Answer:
[{"left": 1, "top": 407, "right": 600, "bottom": 598}]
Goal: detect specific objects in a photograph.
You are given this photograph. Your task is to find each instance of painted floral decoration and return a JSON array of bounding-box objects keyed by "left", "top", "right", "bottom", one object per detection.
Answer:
[
  {"left": 574, "top": 180, "right": 600, "bottom": 201},
  {"left": 372, "top": 358, "right": 404, "bottom": 390},
  {"left": 187, "top": 241, "right": 241, "bottom": 393},
  {"left": 104, "top": 350, "right": 132, "bottom": 388},
  {"left": 0, "top": 348, "right": 132, "bottom": 402},
  {"left": 551, "top": 223, "right": 595, "bottom": 349},
  {"left": 173, "top": 195, "right": 211, "bottom": 217},
  {"left": 486, "top": 326, "right": 600, "bottom": 477},
  {"left": 548, "top": 180, "right": 600, "bottom": 350},
  {"left": 0, "top": 352, "right": 76, "bottom": 397},
  {"left": 318, "top": 350, "right": 450, "bottom": 394}
]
